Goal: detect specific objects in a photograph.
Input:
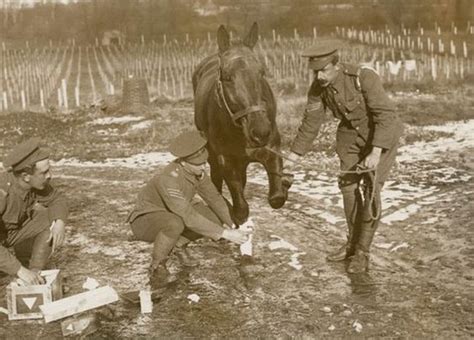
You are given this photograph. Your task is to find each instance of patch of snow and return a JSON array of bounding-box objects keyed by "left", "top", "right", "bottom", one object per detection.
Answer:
[
  {"left": 268, "top": 235, "right": 298, "bottom": 251},
  {"left": 54, "top": 152, "right": 174, "bottom": 169},
  {"left": 390, "top": 242, "right": 410, "bottom": 252},
  {"left": 129, "top": 120, "right": 154, "bottom": 130},
  {"left": 398, "top": 120, "right": 474, "bottom": 163},
  {"left": 381, "top": 204, "right": 421, "bottom": 225},
  {"left": 89, "top": 115, "right": 144, "bottom": 125}
]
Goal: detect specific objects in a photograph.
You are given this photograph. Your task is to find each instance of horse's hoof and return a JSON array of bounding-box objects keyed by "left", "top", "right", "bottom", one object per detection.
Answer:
[
  {"left": 233, "top": 209, "right": 249, "bottom": 226},
  {"left": 269, "top": 195, "right": 287, "bottom": 209}
]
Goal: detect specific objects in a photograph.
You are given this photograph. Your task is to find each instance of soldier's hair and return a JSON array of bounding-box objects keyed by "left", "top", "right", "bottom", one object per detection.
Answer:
[
  {"left": 330, "top": 54, "right": 340, "bottom": 65},
  {"left": 13, "top": 165, "right": 37, "bottom": 177}
]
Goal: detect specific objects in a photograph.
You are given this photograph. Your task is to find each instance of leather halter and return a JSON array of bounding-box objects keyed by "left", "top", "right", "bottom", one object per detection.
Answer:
[{"left": 216, "top": 54, "right": 266, "bottom": 127}]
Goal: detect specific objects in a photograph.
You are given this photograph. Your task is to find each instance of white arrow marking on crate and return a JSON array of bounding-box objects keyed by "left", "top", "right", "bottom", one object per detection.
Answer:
[
  {"left": 22, "top": 297, "right": 37, "bottom": 310},
  {"left": 67, "top": 324, "right": 74, "bottom": 331}
]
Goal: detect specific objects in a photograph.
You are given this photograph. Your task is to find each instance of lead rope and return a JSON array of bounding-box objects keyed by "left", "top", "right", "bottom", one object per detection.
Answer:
[{"left": 264, "top": 146, "right": 380, "bottom": 221}]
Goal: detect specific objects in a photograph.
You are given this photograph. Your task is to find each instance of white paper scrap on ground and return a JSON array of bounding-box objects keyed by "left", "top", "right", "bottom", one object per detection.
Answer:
[
  {"left": 240, "top": 218, "right": 254, "bottom": 256},
  {"left": 353, "top": 320, "right": 363, "bottom": 333},
  {"left": 0, "top": 306, "right": 9, "bottom": 315},
  {"left": 187, "top": 294, "right": 200, "bottom": 303},
  {"left": 139, "top": 290, "right": 153, "bottom": 314},
  {"left": 288, "top": 252, "right": 305, "bottom": 270},
  {"left": 82, "top": 277, "right": 100, "bottom": 291},
  {"left": 268, "top": 235, "right": 298, "bottom": 251}
]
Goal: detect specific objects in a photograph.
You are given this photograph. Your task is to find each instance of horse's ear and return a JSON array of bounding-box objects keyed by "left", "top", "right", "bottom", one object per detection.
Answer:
[
  {"left": 217, "top": 25, "right": 230, "bottom": 53},
  {"left": 243, "top": 22, "right": 259, "bottom": 49}
]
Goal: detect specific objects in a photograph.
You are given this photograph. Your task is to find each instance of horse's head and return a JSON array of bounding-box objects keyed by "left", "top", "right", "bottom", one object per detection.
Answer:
[{"left": 216, "top": 23, "right": 272, "bottom": 149}]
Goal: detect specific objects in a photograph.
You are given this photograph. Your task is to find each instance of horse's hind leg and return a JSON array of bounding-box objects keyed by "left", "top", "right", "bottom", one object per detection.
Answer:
[
  {"left": 222, "top": 156, "right": 249, "bottom": 225},
  {"left": 257, "top": 148, "right": 292, "bottom": 209}
]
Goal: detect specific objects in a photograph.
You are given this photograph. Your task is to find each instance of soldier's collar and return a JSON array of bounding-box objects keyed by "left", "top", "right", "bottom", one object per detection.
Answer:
[
  {"left": 328, "top": 66, "right": 344, "bottom": 93},
  {"left": 11, "top": 176, "right": 31, "bottom": 200}
]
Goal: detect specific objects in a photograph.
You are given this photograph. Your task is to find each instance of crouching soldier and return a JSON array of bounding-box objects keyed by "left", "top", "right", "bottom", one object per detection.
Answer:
[
  {"left": 128, "top": 130, "right": 249, "bottom": 289},
  {"left": 1, "top": 138, "right": 68, "bottom": 285}
]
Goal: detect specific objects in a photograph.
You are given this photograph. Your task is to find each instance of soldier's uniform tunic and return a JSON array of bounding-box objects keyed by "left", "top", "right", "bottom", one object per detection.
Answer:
[
  {"left": 291, "top": 63, "right": 404, "bottom": 182},
  {"left": 0, "top": 173, "right": 68, "bottom": 275},
  {"left": 128, "top": 161, "right": 232, "bottom": 245}
]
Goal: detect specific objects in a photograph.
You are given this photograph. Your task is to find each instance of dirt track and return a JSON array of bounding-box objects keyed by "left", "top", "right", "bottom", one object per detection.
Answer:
[{"left": 0, "top": 112, "right": 473, "bottom": 338}]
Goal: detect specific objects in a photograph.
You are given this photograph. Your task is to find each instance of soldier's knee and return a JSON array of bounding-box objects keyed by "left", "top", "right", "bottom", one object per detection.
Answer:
[
  {"left": 162, "top": 217, "right": 185, "bottom": 238},
  {"left": 338, "top": 177, "right": 359, "bottom": 194}
]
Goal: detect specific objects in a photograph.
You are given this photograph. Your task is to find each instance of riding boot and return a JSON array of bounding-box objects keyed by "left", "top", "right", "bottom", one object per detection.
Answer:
[
  {"left": 347, "top": 182, "right": 381, "bottom": 273},
  {"left": 327, "top": 184, "right": 363, "bottom": 262},
  {"left": 29, "top": 229, "right": 52, "bottom": 271},
  {"left": 149, "top": 232, "right": 178, "bottom": 289}
]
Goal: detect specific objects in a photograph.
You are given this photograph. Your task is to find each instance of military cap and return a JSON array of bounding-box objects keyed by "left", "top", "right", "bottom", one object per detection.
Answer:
[
  {"left": 169, "top": 130, "right": 208, "bottom": 165},
  {"left": 302, "top": 40, "right": 342, "bottom": 71},
  {"left": 3, "top": 137, "right": 50, "bottom": 172}
]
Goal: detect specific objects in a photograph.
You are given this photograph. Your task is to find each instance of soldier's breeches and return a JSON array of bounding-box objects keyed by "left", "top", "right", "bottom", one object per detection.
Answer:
[
  {"left": 131, "top": 203, "right": 222, "bottom": 268},
  {"left": 131, "top": 202, "right": 222, "bottom": 243},
  {"left": 9, "top": 209, "right": 51, "bottom": 270}
]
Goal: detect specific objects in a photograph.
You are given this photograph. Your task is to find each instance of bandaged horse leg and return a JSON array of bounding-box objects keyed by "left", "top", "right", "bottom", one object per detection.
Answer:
[
  {"left": 327, "top": 177, "right": 363, "bottom": 262},
  {"left": 347, "top": 179, "right": 383, "bottom": 274}
]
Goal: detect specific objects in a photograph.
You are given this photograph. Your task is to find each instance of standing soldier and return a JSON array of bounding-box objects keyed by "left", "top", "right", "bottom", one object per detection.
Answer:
[
  {"left": 128, "top": 130, "right": 249, "bottom": 289},
  {"left": 288, "top": 42, "right": 404, "bottom": 273},
  {"left": 1, "top": 138, "right": 68, "bottom": 284}
]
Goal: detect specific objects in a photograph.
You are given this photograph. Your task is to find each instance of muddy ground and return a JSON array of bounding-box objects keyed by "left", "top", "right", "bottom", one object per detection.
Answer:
[{"left": 0, "top": 88, "right": 473, "bottom": 339}]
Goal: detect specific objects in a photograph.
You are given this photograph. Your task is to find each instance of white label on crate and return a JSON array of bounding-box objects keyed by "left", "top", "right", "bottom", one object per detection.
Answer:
[{"left": 22, "top": 297, "right": 37, "bottom": 310}]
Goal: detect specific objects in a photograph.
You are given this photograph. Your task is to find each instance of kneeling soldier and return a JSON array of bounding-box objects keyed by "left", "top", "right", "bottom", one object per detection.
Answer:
[
  {"left": 1, "top": 138, "right": 68, "bottom": 285},
  {"left": 128, "top": 130, "right": 248, "bottom": 289}
]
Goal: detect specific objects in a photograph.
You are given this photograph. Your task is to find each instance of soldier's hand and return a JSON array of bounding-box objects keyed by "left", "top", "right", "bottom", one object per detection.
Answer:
[
  {"left": 361, "top": 147, "right": 382, "bottom": 170},
  {"left": 17, "top": 266, "right": 45, "bottom": 286},
  {"left": 221, "top": 229, "right": 250, "bottom": 245},
  {"left": 47, "top": 219, "right": 66, "bottom": 253}
]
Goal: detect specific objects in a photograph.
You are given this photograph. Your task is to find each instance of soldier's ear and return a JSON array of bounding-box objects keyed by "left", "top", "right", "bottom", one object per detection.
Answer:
[{"left": 20, "top": 172, "right": 31, "bottom": 183}]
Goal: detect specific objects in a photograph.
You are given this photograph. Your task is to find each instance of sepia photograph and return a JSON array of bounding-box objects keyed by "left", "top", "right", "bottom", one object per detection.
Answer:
[{"left": 0, "top": 0, "right": 473, "bottom": 338}]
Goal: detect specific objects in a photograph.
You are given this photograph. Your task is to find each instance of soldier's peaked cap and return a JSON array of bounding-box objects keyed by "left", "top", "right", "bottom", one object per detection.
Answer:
[
  {"left": 302, "top": 40, "right": 342, "bottom": 70},
  {"left": 3, "top": 137, "right": 50, "bottom": 172},
  {"left": 169, "top": 130, "right": 208, "bottom": 163}
]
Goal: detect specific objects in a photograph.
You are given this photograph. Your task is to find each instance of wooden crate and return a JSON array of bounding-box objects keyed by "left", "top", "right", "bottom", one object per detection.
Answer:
[{"left": 6, "top": 269, "right": 62, "bottom": 321}]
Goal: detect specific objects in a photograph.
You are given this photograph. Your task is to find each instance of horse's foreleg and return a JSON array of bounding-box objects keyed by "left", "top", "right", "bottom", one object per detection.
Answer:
[
  {"left": 208, "top": 150, "right": 223, "bottom": 193},
  {"left": 222, "top": 156, "right": 249, "bottom": 225},
  {"left": 258, "top": 148, "right": 292, "bottom": 209}
]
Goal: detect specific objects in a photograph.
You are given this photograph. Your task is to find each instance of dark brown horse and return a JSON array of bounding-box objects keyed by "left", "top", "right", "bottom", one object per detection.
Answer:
[{"left": 192, "top": 23, "right": 292, "bottom": 225}]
